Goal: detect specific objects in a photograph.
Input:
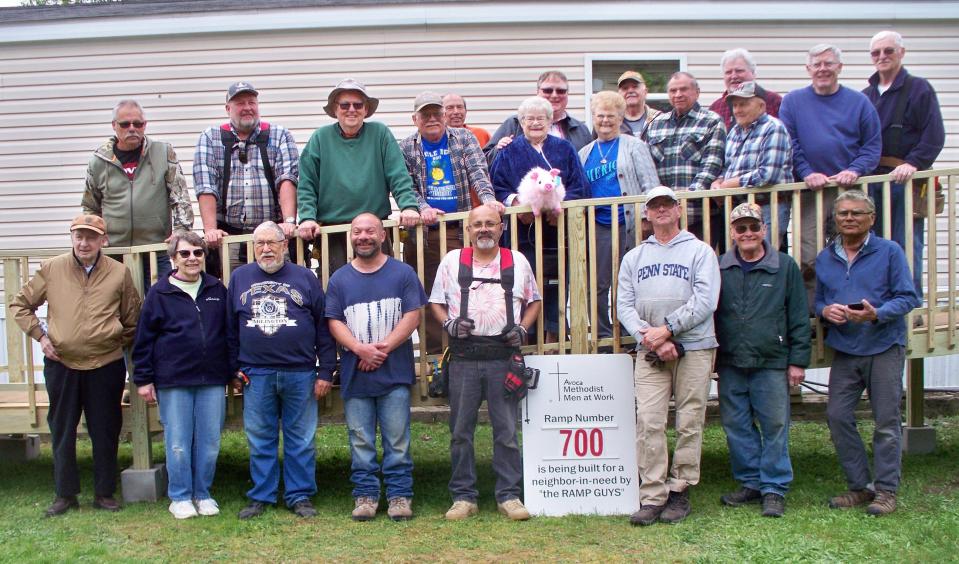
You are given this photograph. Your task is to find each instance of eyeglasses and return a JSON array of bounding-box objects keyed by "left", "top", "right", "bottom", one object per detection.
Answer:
[
  {"left": 253, "top": 239, "right": 284, "bottom": 247},
  {"left": 540, "top": 88, "right": 568, "bottom": 95},
  {"left": 835, "top": 210, "right": 873, "bottom": 218},
  {"left": 176, "top": 249, "right": 205, "bottom": 258},
  {"left": 733, "top": 223, "right": 762, "bottom": 234},
  {"left": 338, "top": 101, "right": 365, "bottom": 110},
  {"left": 809, "top": 61, "right": 840, "bottom": 70},
  {"left": 469, "top": 221, "right": 503, "bottom": 230},
  {"left": 116, "top": 120, "right": 145, "bottom": 129},
  {"left": 522, "top": 116, "right": 548, "bottom": 124},
  {"left": 594, "top": 113, "right": 619, "bottom": 122},
  {"left": 870, "top": 47, "right": 898, "bottom": 59}
]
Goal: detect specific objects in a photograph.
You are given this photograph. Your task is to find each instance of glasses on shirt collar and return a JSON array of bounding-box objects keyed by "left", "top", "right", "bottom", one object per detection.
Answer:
[{"left": 235, "top": 140, "right": 249, "bottom": 164}]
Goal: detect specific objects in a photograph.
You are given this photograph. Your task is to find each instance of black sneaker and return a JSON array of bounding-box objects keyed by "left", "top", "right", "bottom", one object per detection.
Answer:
[
  {"left": 238, "top": 501, "right": 267, "bottom": 520},
  {"left": 761, "top": 493, "right": 785, "bottom": 518},
  {"left": 629, "top": 504, "right": 665, "bottom": 526},
  {"left": 720, "top": 487, "right": 761, "bottom": 507},
  {"left": 659, "top": 489, "right": 691, "bottom": 524},
  {"left": 291, "top": 499, "right": 317, "bottom": 518}
]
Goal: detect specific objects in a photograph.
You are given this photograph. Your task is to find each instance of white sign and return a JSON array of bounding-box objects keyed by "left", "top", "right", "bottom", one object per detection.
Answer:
[{"left": 521, "top": 354, "right": 639, "bottom": 516}]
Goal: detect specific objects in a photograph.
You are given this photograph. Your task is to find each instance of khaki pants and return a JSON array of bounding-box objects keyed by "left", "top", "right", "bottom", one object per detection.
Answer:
[{"left": 634, "top": 348, "right": 715, "bottom": 506}]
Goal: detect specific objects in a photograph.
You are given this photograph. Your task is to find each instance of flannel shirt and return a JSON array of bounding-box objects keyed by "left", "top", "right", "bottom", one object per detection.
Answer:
[
  {"left": 722, "top": 113, "right": 793, "bottom": 187},
  {"left": 193, "top": 121, "right": 298, "bottom": 230},
  {"left": 399, "top": 126, "right": 495, "bottom": 212},
  {"left": 644, "top": 103, "right": 726, "bottom": 193}
]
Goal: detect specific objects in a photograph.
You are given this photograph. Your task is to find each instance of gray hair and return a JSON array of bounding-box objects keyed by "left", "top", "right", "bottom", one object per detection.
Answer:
[
  {"left": 112, "top": 99, "right": 145, "bottom": 121},
  {"left": 807, "top": 44, "right": 843, "bottom": 65},
  {"left": 834, "top": 189, "right": 876, "bottom": 214},
  {"left": 253, "top": 221, "right": 285, "bottom": 241},
  {"left": 517, "top": 96, "right": 554, "bottom": 121},
  {"left": 720, "top": 48, "right": 757, "bottom": 74},
  {"left": 668, "top": 71, "right": 699, "bottom": 90},
  {"left": 871, "top": 30, "right": 904, "bottom": 49},
  {"left": 167, "top": 230, "right": 207, "bottom": 260},
  {"left": 537, "top": 70, "right": 568, "bottom": 89}
]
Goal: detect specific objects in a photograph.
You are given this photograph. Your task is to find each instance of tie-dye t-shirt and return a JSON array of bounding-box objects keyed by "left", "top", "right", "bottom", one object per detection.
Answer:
[
  {"left": 428, "top": 249, "right": 542, "bottom": 336},
  {"left": 325, "top": 257, "right": 427, "bottom": 398}
]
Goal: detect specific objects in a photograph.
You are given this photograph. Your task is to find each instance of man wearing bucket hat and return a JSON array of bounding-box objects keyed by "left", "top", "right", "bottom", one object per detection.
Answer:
[
  {"left": 297, "top": 78, "right": 421, "bottom": 273},
  {"left": 714, "top": 202, "right": 810, "bottom": 518},
  {"left": 10, "top": 214, "right": 142, "bottom": 516}
]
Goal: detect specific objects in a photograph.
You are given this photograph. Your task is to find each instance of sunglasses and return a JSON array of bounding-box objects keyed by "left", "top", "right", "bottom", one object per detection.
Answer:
[
  {"left": 870, "top": 47, "right": 897, "bottom": 59},
  {"left": 338, "top": 101, "right": 365, "bottom": 110},
  {"left": 235, "top": 140, "right": 249, "bottom": 164},
  {"left": 540, "top": 87, "right": 568, "bottom": 95},
  {"left": 733, "top": 223, "right": 762, "bottom": 234},
  {"left": 176, "top": 249, "right": 205, "bottom": 258},
  {"left": 116, "top": 120, "right": 145, "bottom": 129}
]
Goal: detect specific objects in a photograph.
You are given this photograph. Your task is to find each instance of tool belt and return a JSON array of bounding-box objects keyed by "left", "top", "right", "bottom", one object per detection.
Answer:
[
  {"left": 448, "top": 335, "right": 516, "bottom": 360},
  {"left": 877, "top": 156, "right": 943, "bottom": 218}
]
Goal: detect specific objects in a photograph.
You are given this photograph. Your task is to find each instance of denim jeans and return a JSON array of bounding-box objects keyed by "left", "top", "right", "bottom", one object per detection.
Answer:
[
  {"left": 718, "top": 366, "right": 793, "bottom": 497},
  {"left": 761, "top": 199, "right": 791, "bottom": 251},
  {"left": 243, "top": 367, "right": 318, "bottom": 507},
  {"left": 343, "top": 385, "right": 414, "bottom": 500},
  {"left": 826, "top": 346, "right": 905, "bottom": 493},
  {"left": 143, "top": 253, "right": 173, "bottom": 293},
  {"left": 868, "top": 182, "right": 925, "bottom": 300},
  {"left": 448, "top": 358, "right": 522, "bottom": 503},
  {"left": 594, "top": 223, "right": 628, "bottom": 339},
  {"left": 157, "top": 385, "right": 226, "bottom": 502}
]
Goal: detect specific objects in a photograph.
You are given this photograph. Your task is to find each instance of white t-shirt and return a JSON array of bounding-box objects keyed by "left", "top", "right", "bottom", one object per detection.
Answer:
[{"left": 429, "top": 249, "right": 542, "bottom": 336}]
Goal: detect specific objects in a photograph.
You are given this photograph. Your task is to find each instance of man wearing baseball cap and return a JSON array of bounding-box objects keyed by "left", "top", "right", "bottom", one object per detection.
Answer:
[
  {"left": 10, "top": 215, "right": 142, "bottom": 516},
  {"left": 617, "top": 186, "right": 720, "bottom": 526},
  {"left": 298, "top": 78, "right": 421, "bottom": 274},
  {"left": 193, "top": 81, "right": 301, "bottom": 276},
  {"left": 714, "top": 202, "right": 810, "bottom": 518},
  {"left": 617, "top": 71, "right": 661, "bottom": 138},
  {"left": 399, "top": 91, "right": 504, "bottom": 352}
]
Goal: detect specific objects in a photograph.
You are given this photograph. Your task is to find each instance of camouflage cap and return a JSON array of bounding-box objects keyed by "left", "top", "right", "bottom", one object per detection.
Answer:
[{"left": 729, "top": 202, "right": 763, "bottom": 223}]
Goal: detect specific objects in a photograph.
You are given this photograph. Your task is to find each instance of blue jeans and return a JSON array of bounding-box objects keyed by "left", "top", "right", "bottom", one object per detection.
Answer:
[
  {"left": 868, "top": 182, "right": 924, "bottom": 300},
  {"left": 143, "top": 253, "right": 173, "bottom": 293},
  {"left": 243, "top": 367, "right": 318, "bottom": 507},
  {"left": 718, "top": 366, "right": 793, "bottom": 497},
  {"left": 157, "top": 385, "right": 225, "bottom": 502},
  {"left": 344, "top": 385, "right": 413, "bottom": 500},
  {"left": 761, "top": 200, "right": 791, "bottom": 251}
]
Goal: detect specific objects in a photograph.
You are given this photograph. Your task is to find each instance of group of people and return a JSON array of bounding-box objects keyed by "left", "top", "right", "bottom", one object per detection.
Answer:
[{"left": 7, "top": 29, "right": 940, "bottom": 523}]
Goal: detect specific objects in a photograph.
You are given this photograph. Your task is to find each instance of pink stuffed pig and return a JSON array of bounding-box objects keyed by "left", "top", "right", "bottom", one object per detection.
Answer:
[{"left": 517, "top": 167, "right": 565, "bottom": 217}]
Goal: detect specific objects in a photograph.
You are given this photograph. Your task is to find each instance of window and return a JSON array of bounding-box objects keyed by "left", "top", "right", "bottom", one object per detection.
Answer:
[{"left": 584, "top": 54, "right": 686, "bottom": 118}]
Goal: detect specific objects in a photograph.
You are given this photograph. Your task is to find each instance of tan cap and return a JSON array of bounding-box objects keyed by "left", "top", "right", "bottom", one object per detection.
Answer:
[
  {"left": 617, "top": 71, "right": 645, "bottom": 86},
  {"left": 70, "top": 214, "right": 107, "bottom": 235},
  {"left": 323, "top": 78, "right": 380, "bottom": 118},
  {"left": 413, "top": 91, "right": 443, "bottom": 112},
  {"left": 730, "top": 202, "right": 763, "bottom": 223}
]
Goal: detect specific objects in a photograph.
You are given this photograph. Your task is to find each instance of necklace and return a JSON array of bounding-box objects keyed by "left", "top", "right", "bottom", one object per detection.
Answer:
[{"left": 596, "top": 137, "right": 619, "bottom": 164}]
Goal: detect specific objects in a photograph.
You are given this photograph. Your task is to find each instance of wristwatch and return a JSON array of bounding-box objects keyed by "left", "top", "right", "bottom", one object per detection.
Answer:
[{"left": 284, "top": 217, "right": 296, "bottom": 224}]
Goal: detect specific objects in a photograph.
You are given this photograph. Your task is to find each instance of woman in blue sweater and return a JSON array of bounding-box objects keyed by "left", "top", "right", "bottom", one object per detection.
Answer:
[
  {"left": 132, "top": 230, "right": 231, "bottom": 520},
  {"left": 491, "top": 96, "right": 590, "bottom": 340}
]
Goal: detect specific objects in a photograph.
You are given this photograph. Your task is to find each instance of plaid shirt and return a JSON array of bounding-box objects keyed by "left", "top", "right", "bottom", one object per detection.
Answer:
[
  {"left": 644, "top": 103, "right": 726, "bottom": 193},
  {"left": 722, "top": 113, "right": 793, "bottom": 187},
  {"left": 193, "top": 121, "right": 298, "bottom": 230},
  {"left": 399, "top": 126, "right": 495, "bottom": 212}
]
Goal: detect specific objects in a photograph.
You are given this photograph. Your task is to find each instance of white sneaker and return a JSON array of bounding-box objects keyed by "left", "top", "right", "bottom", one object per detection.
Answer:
[
  {"left": 169, "top": 500, "right": 198, "bottom": 519},
  {"left": 195, "top": 498, "right": 220, "bottom": 516}
]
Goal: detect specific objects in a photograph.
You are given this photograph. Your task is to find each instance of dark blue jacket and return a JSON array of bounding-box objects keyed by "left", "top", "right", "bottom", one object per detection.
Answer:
[
  {"left": 490, "top": 134, "right": 590, "bottom": 250},
  {"left": 132, "top": 272, "right": 232, "bottom": 389},
  {"left": 814, "top": 233, "right": 920, "bottom": 356},
  {"left": 863, "top": 67, "right": 945, "bottom": 171}
]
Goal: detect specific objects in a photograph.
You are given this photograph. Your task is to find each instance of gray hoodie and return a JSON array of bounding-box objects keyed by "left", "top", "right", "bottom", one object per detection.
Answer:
[{"left": 616, "top": 230, "right": 720, "bottom": 351}]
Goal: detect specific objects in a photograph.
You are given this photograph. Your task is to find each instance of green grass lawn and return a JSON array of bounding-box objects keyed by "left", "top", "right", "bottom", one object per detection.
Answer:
[{"left": 1, "top": 417, "right": 957, "bottom": 563}]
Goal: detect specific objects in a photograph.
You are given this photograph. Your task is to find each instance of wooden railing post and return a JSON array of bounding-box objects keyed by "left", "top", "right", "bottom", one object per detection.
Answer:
[
  {"left": 3, "top": 258, "right": 26, "bottom": 384},
  {"left": 567, "top": 207, "right": 589, "bottom": 354},
  {"left": 122, "top": 253, "right": 152, "bottom": 471}
]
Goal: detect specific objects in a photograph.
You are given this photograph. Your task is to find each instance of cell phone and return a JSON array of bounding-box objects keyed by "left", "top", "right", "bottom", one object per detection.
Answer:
[{"left": 847, "top": 303, "right": 865, "bottom": 311}]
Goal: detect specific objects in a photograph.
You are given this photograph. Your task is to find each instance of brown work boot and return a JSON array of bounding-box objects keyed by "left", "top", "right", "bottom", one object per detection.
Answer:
[
  {"left": 628, "top": 504, "right": 665, "bottom": 526},
  {"left": 45, "top": 495, "right": 79, "bottom": 517},
  {"left": 497, "top": 498, "right": 530, "bottom": 521},
  {"left": 659, "top": 489, "right": 691, "bottom": 524},
  {"left": 387, "top": 497, "right": 413, "bottom": 521},
  {"left": 351, "top": 496, "right": 379, "bottom": 521},
  {"left": 92, "top": 496, "right": 121, "bottom": 512},
  {"left": 866, "top": 490, "right": 897, "bottom": 516},
  {"left": 828, "top": 489, "right": 875, "bottom": 509},
  {"left": 445, "top": 499, "right": 479, "bottom": 520}
]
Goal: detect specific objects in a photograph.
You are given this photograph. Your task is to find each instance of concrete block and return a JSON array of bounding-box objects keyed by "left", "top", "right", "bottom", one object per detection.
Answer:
[
  {"left": 902, "top": 425, "right": 937, "bottom": 455},
  {"left": 121, "top": 464, "right": 167, "bottom": 503},
  {"left": 0, "top": 434, "right": 40, "bottom": 461}
]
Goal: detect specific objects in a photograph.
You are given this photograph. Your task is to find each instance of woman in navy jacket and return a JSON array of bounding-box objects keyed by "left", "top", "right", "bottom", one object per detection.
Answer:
[{"left": 132, "top": 230, "right": 231, "bottom": 520}]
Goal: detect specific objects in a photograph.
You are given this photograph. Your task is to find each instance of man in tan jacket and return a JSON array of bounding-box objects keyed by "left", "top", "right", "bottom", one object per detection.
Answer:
[{"left": 10, "top": 214, "right": 141, "bottom": 517}]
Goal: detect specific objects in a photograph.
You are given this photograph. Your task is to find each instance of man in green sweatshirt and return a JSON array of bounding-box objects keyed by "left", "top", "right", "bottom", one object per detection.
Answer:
[{"left": 297, "top": 79, "right": 421, "bottom": 274}]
